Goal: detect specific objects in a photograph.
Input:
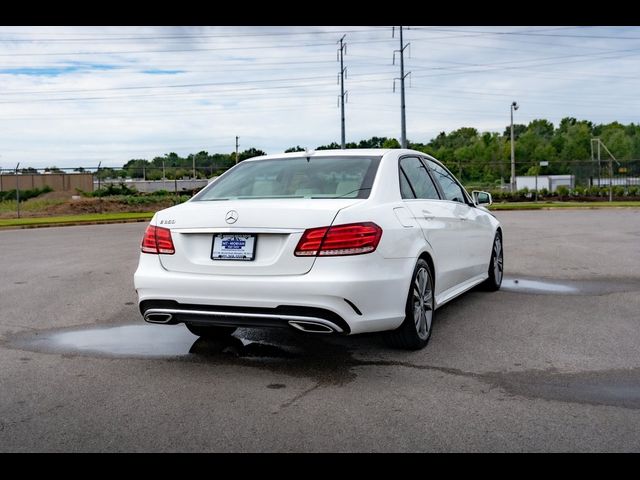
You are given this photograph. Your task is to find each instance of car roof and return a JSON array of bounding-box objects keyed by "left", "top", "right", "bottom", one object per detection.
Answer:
[{"left": 245, "top": 148, "right": 426, "bottom": 161}]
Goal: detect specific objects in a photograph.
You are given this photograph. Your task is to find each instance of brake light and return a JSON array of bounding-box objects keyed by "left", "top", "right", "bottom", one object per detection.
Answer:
[
  {"left": 141, "top": 225, "right": 175, "bottom": 255},
  {"left": 294, "top": 222, "right": 382, "bottom": 257}
]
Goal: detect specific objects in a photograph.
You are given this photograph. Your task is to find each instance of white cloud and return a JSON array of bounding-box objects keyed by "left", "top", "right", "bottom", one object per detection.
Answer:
[{"left": 0, "top": 25, "right": 639, "bottom": 168}]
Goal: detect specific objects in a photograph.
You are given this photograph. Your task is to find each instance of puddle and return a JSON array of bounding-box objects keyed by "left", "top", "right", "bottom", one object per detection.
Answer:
[
  {"left": 8, "top": 323, "right": 360, "bottom": 387},
  {"left": 17, "top": 324, "right": 197, "bottom": 358},
  {"left": 488, "top": 368, "right": 640, "bottom": 410},
  {"left": 501, "top": 276, "right": 640, "bottom": 295},
  {"left": 8, "top": 323, "right": 640, "bottom": 409},
  {"left": 501, "top": 277, "right": 578, "bottom": 294},
  {"left": 9, "top": 324, "right": 298, "bottom": 359}
]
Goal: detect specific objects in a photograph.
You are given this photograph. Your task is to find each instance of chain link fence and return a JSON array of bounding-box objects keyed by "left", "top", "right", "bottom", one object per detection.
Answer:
[{"left": 2, "top": 160, "right": 640, "bottom": 218}]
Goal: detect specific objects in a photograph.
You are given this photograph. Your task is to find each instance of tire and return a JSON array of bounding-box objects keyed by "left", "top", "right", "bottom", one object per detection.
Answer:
[
  {"left": 482, "top": 232, "right": 504, "bottom": 291},
  {"left": 384, "top": 259, "right": 435, "bottom": 350},
  {"left": 185, "top": 323, "right": 236, "bottom": 339}
]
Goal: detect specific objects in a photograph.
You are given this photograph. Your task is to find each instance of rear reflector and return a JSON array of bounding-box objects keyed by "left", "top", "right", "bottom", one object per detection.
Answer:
[
  {"left": 141, "top": 225, "right": 175, "bottom": 255},
  {"left": 294, "top": 222, "right": 382, "bottom": 257}
]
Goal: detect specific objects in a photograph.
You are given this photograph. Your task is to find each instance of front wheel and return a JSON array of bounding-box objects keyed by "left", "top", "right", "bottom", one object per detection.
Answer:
[
  {"left": 185, "top": 323, "right": 236, "bottom": 339},
  {"left": 384, "top": 259, "right": 434, "bottom": 350},
  {"left": 481, "top": 233, "right": 503, "bottom": 291}
]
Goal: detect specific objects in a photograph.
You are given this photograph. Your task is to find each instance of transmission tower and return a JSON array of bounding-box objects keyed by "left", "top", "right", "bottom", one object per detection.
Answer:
[
  {"left": 337, "top": 35, "right": 348, "bottom": 149},
  {"left": 393, "top": 26, "right": 411, "bottom": 148}
]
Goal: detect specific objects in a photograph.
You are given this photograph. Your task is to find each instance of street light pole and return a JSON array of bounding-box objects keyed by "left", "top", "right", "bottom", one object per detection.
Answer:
[
  {"left": 510, "top": 101, "right": 519, "bottom": 193},
  {"left": 15, "top": 162, "right": 20, "bottom": 218}
]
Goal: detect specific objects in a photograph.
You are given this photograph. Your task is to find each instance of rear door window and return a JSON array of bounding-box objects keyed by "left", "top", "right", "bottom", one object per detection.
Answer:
[
  {"left": 425, "top": 160, "right": 468, "bottom": 204},
  {"left": 399, "top": 157, "right": 440, "bottom": 200}
]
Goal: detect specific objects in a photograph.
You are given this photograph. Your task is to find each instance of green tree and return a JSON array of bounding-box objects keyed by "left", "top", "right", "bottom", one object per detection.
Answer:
[
  {"left": 238, "top": 148, "right": 266, "bottom": 161},
  {"left": 285, "top": 146, "right": 305, "bottom": 152}
]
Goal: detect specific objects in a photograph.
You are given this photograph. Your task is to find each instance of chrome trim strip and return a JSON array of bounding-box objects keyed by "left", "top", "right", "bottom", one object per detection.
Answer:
[
  {"left": 172, "top": 227, "right": 304, "bottom": 234},
  {"left": 143, "top": 308, "right": 344, "bottom": 333}
]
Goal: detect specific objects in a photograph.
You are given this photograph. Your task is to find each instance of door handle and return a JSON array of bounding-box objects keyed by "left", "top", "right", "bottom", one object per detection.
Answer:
[
  {"left": 422, "top": 210, "right": 435, "bottom": 220},
  {"left": 459, "top": 217, "right": 468, "bottom": 221}
]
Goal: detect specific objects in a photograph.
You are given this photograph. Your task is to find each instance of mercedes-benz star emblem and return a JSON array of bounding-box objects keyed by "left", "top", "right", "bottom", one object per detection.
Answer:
[{"left": 225, "top": 210, "right": 239, "bottom": 224}]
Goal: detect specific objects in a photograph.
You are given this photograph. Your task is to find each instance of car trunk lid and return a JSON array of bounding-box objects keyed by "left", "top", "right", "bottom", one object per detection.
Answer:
[{"left": 157, "top": 198, "right": 362, "bottom": 276}]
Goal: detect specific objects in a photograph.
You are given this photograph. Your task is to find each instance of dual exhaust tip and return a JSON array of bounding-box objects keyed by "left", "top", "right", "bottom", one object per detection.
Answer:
[
  {"left": 287, "top": 320, "right": 336, "bottom": 334},
  {"left": 144, "top": 312, "right": 173, "bottom": 324},
  {"left": 144, "top": 311, "right": 338, "bottom": 333}
]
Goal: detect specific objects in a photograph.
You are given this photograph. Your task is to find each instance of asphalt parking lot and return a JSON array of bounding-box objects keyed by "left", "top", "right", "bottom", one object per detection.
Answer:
[{"left": 1, "top": 209, "right": 640, "bottom": 452}]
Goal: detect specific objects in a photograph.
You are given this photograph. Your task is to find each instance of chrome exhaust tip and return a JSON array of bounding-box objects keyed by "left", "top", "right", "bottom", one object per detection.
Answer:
[
  {"left": 288, "top": 320, "right": 335, "bottom": 334},
  {"left": 144, "top": 312, "right": 173, "bottom": 324}
]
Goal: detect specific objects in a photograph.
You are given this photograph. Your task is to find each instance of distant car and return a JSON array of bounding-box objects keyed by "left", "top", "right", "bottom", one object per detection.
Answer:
[{"left": 134, "top": 149, "right": 503, "bottom": 350}]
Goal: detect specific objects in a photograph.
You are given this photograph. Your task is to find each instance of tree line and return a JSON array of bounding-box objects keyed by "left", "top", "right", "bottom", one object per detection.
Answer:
[{"left": 86, "top": 117, "right": 640, "bottom": 184}]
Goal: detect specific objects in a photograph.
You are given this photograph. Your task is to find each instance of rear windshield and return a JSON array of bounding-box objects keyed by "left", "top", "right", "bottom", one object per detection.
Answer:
[{"left": 193, "top": 155, "right": 381, "bottom": 201}]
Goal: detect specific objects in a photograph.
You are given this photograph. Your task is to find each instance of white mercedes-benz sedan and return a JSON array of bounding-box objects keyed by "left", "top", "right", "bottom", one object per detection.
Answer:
[{"left": 134, "top": 149, "right": 503, "bottom": 350}]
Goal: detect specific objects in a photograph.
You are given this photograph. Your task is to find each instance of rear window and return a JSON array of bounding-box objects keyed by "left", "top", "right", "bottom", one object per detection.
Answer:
[{"left": 193, "top": 155, "right": 381, "bottom": 201}]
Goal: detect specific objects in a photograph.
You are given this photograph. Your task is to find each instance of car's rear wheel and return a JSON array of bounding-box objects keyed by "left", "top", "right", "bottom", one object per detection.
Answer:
[
  {"left": 482, "top": 232, "right": 503, "bottom": 291},
  {"left": 384, "top": 259, "right": 434, "bottom": 350},
  {"left": 185, "top": 323, "right": 237, "bottom": 339}
]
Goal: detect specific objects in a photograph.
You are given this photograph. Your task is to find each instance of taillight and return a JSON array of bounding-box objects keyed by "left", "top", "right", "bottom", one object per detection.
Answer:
[
  {"left": 141, "top": 225, "right": 175, "bottom": 255},
  {"left": 294, "top": 222, "right": 382, "bottom": 257}
]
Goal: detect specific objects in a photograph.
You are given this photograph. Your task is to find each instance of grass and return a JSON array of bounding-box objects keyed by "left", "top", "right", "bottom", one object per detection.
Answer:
[
  {"left": 0, "top": 198, "right": 66, "bottom": 213},
  {"left": 1, "top": 200, "right": 639, "bottom": 228},
  {"left": 0, "top": 212, "right": 154, "bottom": 228},
  {"left": 489, "top": 201, "right": 640, "bottom": 210}
]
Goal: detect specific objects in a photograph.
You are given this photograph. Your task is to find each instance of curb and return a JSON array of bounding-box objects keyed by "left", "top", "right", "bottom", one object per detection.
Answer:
[{"left": 0, "top": 217, "right": 152, "bottom": 231}]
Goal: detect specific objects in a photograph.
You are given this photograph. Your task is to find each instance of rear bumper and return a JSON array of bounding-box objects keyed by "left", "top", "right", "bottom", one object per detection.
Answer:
[
  {"left": 140, "top": 301, "right": 350, "bottom": 334},
  {"left": 133, "top": 253, "right": 414, "bottom": 334}
]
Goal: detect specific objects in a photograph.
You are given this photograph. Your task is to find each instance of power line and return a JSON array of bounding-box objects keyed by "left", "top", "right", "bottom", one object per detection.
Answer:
[
  {"left": 0, "top": 41, "right": 338, "bottom": 57},
  {"left": 0, "top": 28, "right": 384, "bottom": 42},
  {"left": 412, "top": 26, "right": 640, "bottom": 41}
]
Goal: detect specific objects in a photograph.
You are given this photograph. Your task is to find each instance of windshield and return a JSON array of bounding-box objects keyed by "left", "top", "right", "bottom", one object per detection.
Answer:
[{"left": 193, "top": 155, "right": 381, "bottom": 201}]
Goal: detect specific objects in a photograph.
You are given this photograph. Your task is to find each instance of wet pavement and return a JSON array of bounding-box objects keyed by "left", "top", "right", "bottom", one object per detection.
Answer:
[
  {"left": 500, "top": 276, "right": 640, "bottom": 295},
  {"left": 7, "top": 315, "right": 640, "bottom": 411},
  {"left": 1, "top": 211, "right": 640, "bottom": 451}
]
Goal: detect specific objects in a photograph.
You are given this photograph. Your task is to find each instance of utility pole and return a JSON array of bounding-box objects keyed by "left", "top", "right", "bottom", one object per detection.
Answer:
[
  {"left": 510, "top": 101, "right": 519, "bottom": 193},
  {"left": 162, "top": 159, "right": 166, "bottom": 190},
  {"left": 192, "top": 154, "right": 196, "bottom": 180},
  {"left": 609, "top": 154, "right": 613, "bottom": 202},
  {"left": 590, "top": 138, "right": 595, "bottom": 187},
  {"left": 97, "top": 161, "right": 102, "bottom": 214},
  {"left": 597, "top": 138, "right": 601, "bottom": 187},
  {"left": 591, "top": 138, "right": 619, "bottom": 202},
  {"left": 235, "top": 136, "right": 239, "bottom": 164},
  {"left": 337, "top": 35, "right": 347, "bottom": 149},
  {"left": 393, "top": 26, "right": 411, "bottom": 148},
  {"left": 598, "top": 139, "right": 618, "bottom": 203},
  {"left": 15, "top": 163, "right": 20, "bottom": 219}
]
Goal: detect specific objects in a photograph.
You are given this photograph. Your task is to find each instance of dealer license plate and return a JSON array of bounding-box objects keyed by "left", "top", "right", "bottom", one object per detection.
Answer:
[{"left": 211, "top": 234, "right": 256, "bottom": 261}]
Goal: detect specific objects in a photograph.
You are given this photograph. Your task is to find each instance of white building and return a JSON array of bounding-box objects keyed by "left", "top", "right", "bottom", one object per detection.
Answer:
[{"left": 515, "top": 175, "right": 574, "bottom": 192}]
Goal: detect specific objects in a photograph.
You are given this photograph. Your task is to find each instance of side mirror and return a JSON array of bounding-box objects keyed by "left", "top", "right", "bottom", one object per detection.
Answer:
[{"left": 472, "top": 190, "right": 492, "bottom": 206}]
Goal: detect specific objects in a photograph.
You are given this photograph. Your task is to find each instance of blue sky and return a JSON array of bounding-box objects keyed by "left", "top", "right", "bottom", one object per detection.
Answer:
[{"left": 0, "top": 25, "right": 639, "bottom": 169}]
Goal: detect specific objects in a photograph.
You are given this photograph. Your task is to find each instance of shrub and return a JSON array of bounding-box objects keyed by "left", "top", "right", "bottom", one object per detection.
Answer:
[
  {"left": 612, "top": 186, "right": 626, "bottom": 197},
  {"left": 0, "top": 185, "right": 53, "bottom": 202},
  {"left": 556, "top": 185, "right": 569, "bottom": 197},
  {"left": 91, "top": 183, "right": 138, "bottom": 197}
]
